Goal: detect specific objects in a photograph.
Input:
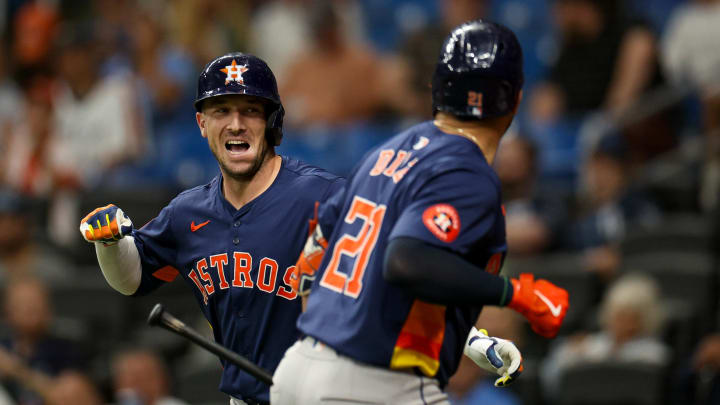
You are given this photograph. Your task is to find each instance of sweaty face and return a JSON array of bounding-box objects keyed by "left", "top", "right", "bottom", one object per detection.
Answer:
[{"left": 197, "top": 95, "right": 271, "bottom": 180}]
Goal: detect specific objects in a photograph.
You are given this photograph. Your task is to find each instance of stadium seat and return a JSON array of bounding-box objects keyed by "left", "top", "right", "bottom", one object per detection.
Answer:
[
  {"left": 660, "top": 299, "right": 702, "bottom": 364},
  {"left": 636, "top": 143, "right": 703, "bottom": 213},
  {"left": 50, "top": 273, "right": 129, "bottom": 353},
  {"left": 558, "top": 361, "right": 668, "bottom": 405},
  {"left": 621, "top": 213, "right": 712, "bottom": 256}
]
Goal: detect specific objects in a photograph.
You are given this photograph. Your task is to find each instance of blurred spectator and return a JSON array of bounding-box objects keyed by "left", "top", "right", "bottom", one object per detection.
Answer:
[
  {"left": 673, "top": 333, "right": 720, "bottom": 405},
  {"left": 0, "top": 191, "right": 37, "bottom": 280},
  {"left": 530, "top": 0, "right": 660, "bottom": 119},
  {"left": 394, "top": 0, "right": 489, "bottom": 118},
  {"left": 527, "top": 0, "right": 676, "bottom": 180},
  {"left": 280, "top": 0, "right": 387, "bottom": 128},
  {"left": 90, "top": 0, "right": 136, "bottom": 76},
  {"left": 0, "top": 385, "right": 13, "bottom": 405},
  {"left": 250, "top": 0, "right": 366, "bottom": 82},
  {"left": 661, "top": 0, "right": 720, "bottom": 212},
  {"left": 128, "top": 4, "right": 195, "bottom": 157},
  {"left": 0, "top": 77, "right": 55, "bottom": 197},
  {"left": 47, "top": 22, "right": 148, "bottom": 246},
  {"left": 45, "top": 371, "right": 103, "bottom": 405},
  {"left": 0, "top": 353, "right": 102, "bottom": 405},
  {"left": 540, "top": 273, "right": 670, "bottom": 401},
  {"left": 662, "top": 0, "right": 720, "bottom": 105},
  {"left": 111, "top": 349, "right": 188, "bottom": 405},
  {"left": 129, "top": 8, "right": 195, "bottom": 122},
  {"left": 165, "top": 0, "right": 250, "bottom": 68},
  {"left": 0, "top": 38, "right": 23, "bottom": 134},
  {"left": 447, "top": 307, "right": 524, "bottom": 405},
  {"left": 0, "top": 188, "right": 76, "bottom": 283},
  {"left": 50, "top": 22, "right": 147, "bottom": 189},
  {"left": 11, "top": 1, "right": 58, "bottom": 74},
  {"left": 249, "top": 0, "right": 312, "bottom": 81},
  {"left": 0, "top": 190, "right": 71, "bottom": 283},
  {"left": 495, "top": 134, "right": 568, "bottom": 255},
  {"left": 0, "top": 346, "right": 52, "bottom": 405},
  {"left": 1, "top": 277, "right": 86, "bottom": 404},
  {"left": 565, "top": 135, "right": 661, "bottom": 279}
]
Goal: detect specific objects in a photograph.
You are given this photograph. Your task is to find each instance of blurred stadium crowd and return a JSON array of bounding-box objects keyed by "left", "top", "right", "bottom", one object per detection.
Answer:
[{"left": 0, "top": 0, "right": 718, "bottom": 404}]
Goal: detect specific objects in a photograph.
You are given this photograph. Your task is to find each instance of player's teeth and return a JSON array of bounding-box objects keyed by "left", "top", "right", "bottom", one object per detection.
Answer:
[{"left": 226, "top": 140, "right": 250, "bottom": 152}]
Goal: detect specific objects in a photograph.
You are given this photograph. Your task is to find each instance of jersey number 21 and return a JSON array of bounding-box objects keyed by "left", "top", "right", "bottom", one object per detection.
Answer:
[{"left": 320, "top": 196, "right": 386, "bottom": 298}]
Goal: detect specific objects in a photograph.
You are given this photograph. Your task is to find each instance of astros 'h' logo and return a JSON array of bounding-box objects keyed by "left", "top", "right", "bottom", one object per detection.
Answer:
[
  {"left": 422, "top": 203, "right": 461, "bottom": 243},
  {"left": 220, "top": 59, "right": 248, "bottom": 85}
]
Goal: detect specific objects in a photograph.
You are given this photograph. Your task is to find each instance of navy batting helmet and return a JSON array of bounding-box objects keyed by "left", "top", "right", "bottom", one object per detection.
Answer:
[
  {"left": 432, "top": 20, "right": 524, "bottom": 120},
  {"left": 195, "top": 52, "right": 285, "bottom": 146}
]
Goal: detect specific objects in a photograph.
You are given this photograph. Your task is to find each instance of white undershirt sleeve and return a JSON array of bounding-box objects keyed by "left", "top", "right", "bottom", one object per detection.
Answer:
[{"left": 94, "top": 236, "right": 142, "bottom": 295}]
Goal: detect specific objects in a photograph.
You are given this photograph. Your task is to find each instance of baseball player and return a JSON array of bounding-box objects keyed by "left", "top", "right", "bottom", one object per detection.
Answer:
[
  {"left": 272, "top": 20, "right": 569, "bottom": 403},
  {"left": 79, "top": 53, "right": 343, "bottom": 405}
]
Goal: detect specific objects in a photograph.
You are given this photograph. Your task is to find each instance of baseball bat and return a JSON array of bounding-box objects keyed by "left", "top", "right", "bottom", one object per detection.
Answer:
[{"left": 147, "top": 303, "right": 274, "bottom": 386}]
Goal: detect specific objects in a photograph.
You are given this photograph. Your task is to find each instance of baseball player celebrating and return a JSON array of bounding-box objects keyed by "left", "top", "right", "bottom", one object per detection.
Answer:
[
  {"left": 272, "top": 20, "right": 569, "bottom": 403},
  {"left": 79, "top": 53, "right": 343, "bottom": 405}
]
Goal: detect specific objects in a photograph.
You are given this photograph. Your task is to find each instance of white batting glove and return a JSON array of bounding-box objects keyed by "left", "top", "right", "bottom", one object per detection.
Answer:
[
  {"left": 464, "top": 326, "right": 523, "bottom": 387},
  {"left": 79, "top": 204, "right": 134, "bottom": 245}
]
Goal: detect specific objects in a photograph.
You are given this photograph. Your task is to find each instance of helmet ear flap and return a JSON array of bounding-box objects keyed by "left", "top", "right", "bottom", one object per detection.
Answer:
[{"left": 266, "top": 104, "right": 284, "bottom": 146}]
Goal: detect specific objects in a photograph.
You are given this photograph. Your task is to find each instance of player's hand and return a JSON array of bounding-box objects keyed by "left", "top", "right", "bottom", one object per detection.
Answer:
[
  {"left": 507, "top": 273, "right": 568, "bottom": 338},
  {"left": 464, "top": 327, "right": 523, "bottom": 387},
  {"left": 79, "top": 204, "right": 133, "bottom": 245},
  {"left": 290, "top": 222, "right": 328, "bottom": 296}
]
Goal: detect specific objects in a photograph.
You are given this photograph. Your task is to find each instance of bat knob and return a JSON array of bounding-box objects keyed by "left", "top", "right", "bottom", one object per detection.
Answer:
[{"left": 147, "top": 303, "right": 165, "bottom": 326}]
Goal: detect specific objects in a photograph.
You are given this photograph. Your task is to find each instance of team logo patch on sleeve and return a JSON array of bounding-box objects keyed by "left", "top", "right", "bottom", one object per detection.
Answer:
[{"left": 422, "top": 204, "right": 461, "bottom": 243}]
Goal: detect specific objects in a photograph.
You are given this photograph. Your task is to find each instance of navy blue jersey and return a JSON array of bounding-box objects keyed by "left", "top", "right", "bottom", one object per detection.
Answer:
[
  {"left": 131, "top": 156, "right": 343, "bottom": 401},
  {"left": 298, "top": 122, "right": 507, "bottom": 386}
]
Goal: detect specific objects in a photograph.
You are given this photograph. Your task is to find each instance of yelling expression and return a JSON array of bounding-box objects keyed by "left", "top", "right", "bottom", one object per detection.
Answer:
[{"left": 197, "top": 95, "right": 272, "bottom": 180}]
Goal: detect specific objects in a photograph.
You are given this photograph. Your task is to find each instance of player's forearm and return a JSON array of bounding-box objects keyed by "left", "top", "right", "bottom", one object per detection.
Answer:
[
  {"left": 383, "top": 237, "right": 513, "bottom": 306},
  {"left": 95, "top": 236, "right": 142, "bottom": 295}
]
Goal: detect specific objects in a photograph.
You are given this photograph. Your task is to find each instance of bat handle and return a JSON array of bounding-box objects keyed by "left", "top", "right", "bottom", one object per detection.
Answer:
[{"left": 147, "top": 303, "right": 274, "bottom": 386}]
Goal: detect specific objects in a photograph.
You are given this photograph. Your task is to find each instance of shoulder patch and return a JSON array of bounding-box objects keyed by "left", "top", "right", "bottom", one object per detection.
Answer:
[{"left": 422, "top": 204, "right": 461, "bottom": 243}]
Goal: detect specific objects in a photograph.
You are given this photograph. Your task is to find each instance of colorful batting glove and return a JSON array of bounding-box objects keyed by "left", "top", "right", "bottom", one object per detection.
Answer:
[
  {"left": 507, "top": 273, "right": 569, "bottom": 338},
  {"left": 79, "top": 204, "right": 133, "bottom": 245},
  {"left": 290, "top": 202, "right": 328, "bottom": 296},
  {"left": 464, "top": 327, "right": 523, "bottom": 387}
]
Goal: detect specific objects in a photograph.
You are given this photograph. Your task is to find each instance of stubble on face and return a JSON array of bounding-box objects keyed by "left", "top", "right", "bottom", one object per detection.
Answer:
[
  {"left": 216, "top": 135, "right": 272, "bottom": 181},
  {"left": 199, "top": 95, "right": 275, "bottom": 182}
]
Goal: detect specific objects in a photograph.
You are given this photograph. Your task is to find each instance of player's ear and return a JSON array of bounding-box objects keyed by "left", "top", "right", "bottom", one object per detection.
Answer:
[{"left": 196, "top": 112, "right": 207, "bottom": 138}]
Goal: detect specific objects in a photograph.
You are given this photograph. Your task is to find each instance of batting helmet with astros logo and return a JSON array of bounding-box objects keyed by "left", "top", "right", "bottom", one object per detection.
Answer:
[
  {"left": 194, "top": 52, "right": 285, "bottom": 146},
  {"left": 431, "top": 20, "right": 523, "bottom": 120}
]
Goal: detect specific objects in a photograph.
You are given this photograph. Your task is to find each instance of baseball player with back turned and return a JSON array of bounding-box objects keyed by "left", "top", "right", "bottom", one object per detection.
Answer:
[
  {"left": 273, "top": 20, "right": 569, "bottom": 404},
  {"left": 78, "top": 53, "right": 343, "bottom": 405}
]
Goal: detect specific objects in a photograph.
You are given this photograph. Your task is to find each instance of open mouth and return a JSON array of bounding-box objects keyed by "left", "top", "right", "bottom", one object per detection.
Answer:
[{"left": 225, "top": 140, "right": 250, "bottom": 154}]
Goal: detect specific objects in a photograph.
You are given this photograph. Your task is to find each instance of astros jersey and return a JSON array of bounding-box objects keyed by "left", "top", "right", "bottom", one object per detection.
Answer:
[
  {"left": 131, "top": 156, "right": 343, "bottom": 401},
  {"left": 298, "top": 121, "right": 507, "bottom": 386}
]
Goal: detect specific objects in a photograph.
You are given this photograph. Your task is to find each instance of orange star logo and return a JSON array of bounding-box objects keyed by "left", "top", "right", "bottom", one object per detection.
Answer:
[{"left": 220, "top": 59, "right": 248, "bottom": 85}]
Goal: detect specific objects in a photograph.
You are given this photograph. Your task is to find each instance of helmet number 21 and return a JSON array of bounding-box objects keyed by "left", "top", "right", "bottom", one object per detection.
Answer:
[
  {"left": 467, "top": 91, "right": 483, "bottom": 107},
  {"left": 319, "top": 196, "right": 386, "bottom": 298}
]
